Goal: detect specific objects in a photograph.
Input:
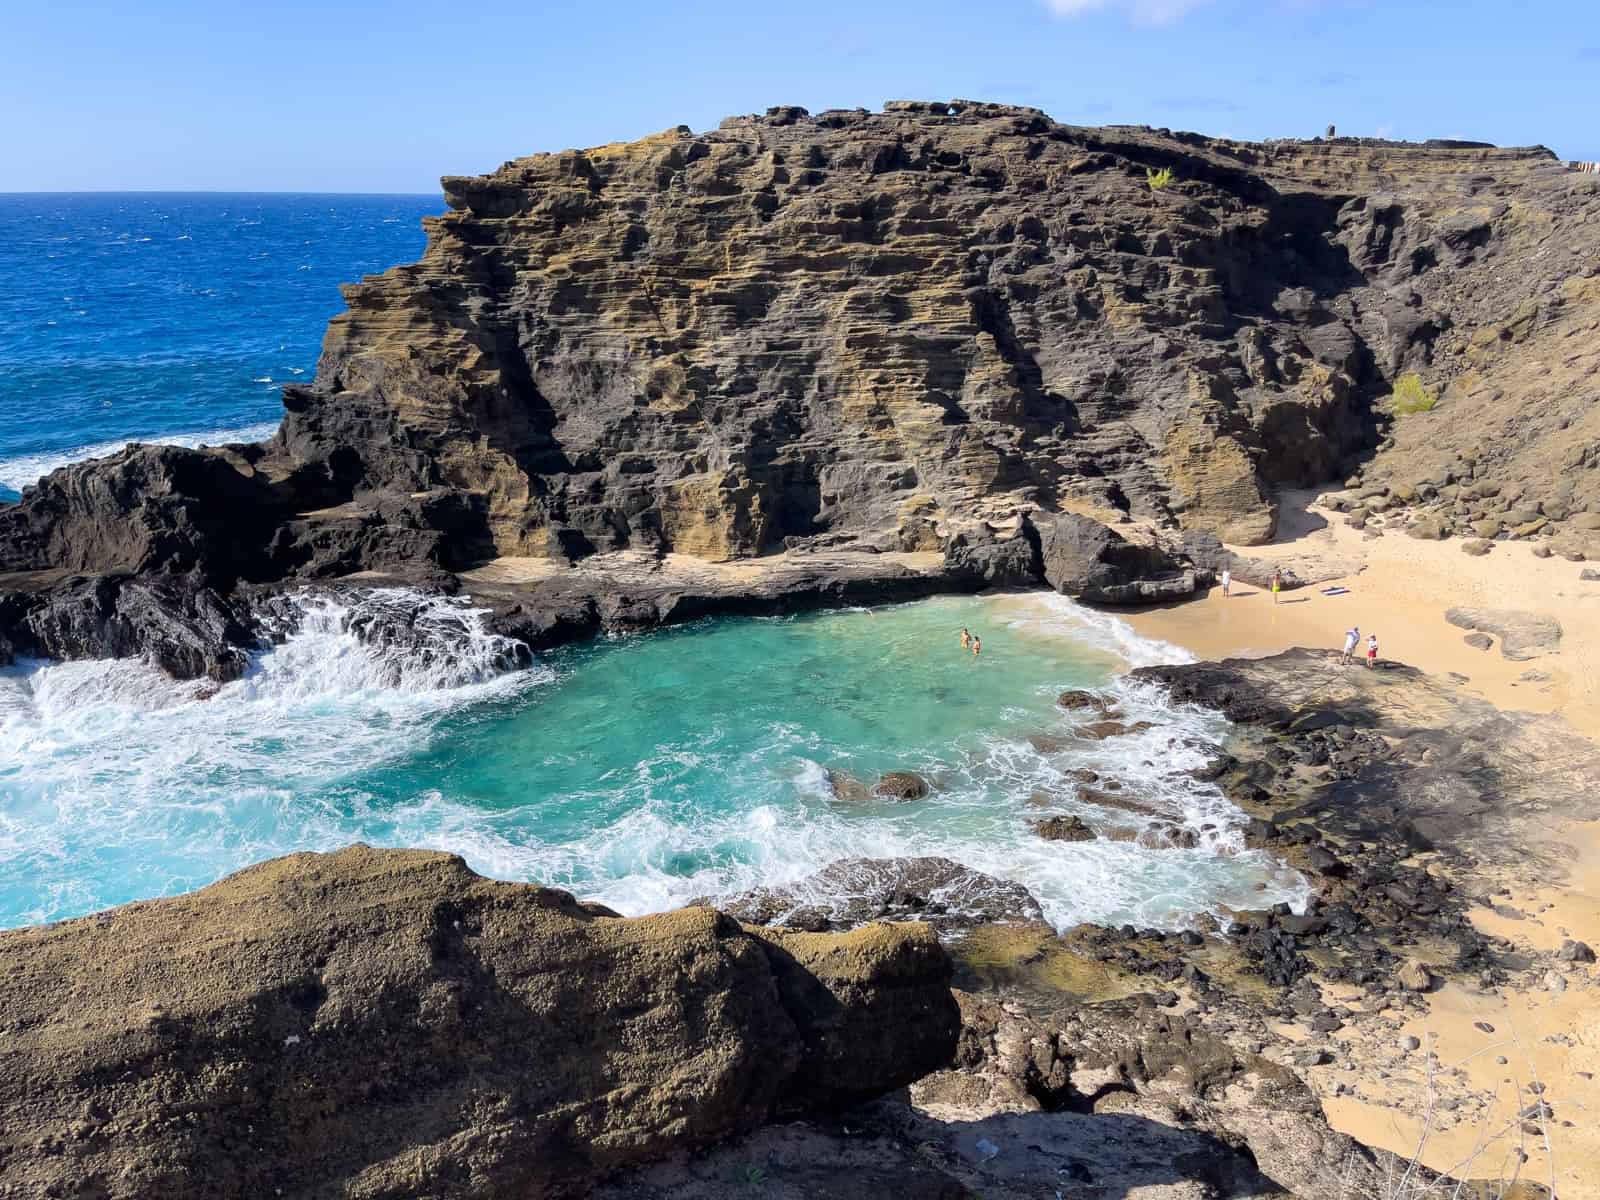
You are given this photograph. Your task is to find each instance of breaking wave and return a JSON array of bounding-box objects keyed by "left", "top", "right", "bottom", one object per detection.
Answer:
[{"left": 0, "top": 420, "right": 280, "bottom": 493}]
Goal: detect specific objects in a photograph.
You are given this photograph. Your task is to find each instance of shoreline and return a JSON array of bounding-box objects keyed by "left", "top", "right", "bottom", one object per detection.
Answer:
[
  {"left": 1115, "top": 500, "right": 1600, "bottom": 1197},
  {"left": 1119, "top": 492, "right": 1600, "bottom": 738}
]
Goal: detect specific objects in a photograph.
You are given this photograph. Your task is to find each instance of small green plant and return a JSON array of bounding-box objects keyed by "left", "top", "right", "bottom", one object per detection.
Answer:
[
  {"left": 1146, "top": 165, "right": 1176, "bottom": 191},
  {"left": 1391, "top": 372, "right": 1439, "bottom": 415},
  {"left": 741, "top": 1165, "right": 768, "bottom": 1189}
]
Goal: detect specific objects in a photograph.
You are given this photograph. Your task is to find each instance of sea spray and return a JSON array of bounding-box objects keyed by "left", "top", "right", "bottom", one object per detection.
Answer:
[
  {"left": 0, "top": 421, "right": 282, "bottom": 494},
  {"left": 250, "top": 588, "right": 534, "bottom": 691},
  {"left": 0, "top": 591, "right": 1308, "bottom": 931}
]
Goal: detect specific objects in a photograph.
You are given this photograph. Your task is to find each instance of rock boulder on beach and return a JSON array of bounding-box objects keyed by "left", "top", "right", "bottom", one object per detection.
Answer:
[
  {"left": 1444, "top": 607, "right": 1563, "bottom": 660},
  {"left": 0, "top": 845, "right": 959, "bottom": 1200},
  {"left": 1035, "top": 512, "right": 1199, "bottom": 604}
]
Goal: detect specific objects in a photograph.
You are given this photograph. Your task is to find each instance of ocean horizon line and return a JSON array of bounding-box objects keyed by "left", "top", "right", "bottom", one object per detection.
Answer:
[{"left": 0, "top": 189, "right": 441, "bottom": 198}]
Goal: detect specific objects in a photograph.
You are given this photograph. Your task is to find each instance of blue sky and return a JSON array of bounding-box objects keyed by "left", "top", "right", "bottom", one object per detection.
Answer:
[{"left": 3, "top": 0, "right": 1596, "bottom": 192}]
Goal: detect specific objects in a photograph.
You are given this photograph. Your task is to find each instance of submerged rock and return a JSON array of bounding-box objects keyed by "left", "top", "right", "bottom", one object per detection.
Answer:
[
  {"left": 1074, "top": 719, "right": 1154, "bottom": 740},
  {"left": 1030, "top": 815, "right": 1096, "bottom": 842},
  {"left": 824, "top": 768, "right": 875, "bottom": 803},
  {"left": 1056, "top": 689, "right": 1113, "bottom": 713},
  {"left": 1075, "top": 784, "right": 1164, "bottom": 818},
  {"left": 873, "top": 771, "right": 931, "bottom": 801},
  {"left": 0, "top": 846, "right": 958, "bottom": 1199},
  {"left": 711, "top": 856, "right": 1046, "bottom": 932}
]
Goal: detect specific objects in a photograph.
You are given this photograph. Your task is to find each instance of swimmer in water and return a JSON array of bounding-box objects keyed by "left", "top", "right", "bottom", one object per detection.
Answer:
[
  {"left": 960, "top": 627, "right": 971, "bottom": 650},
  {"left": 972, "top": 635, "right": 981, "bottom": 658}
]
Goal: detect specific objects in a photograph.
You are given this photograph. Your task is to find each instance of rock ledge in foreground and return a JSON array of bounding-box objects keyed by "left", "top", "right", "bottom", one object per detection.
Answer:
[{"left": 0, "top": 845, "right": 959, "bottom": 1200}]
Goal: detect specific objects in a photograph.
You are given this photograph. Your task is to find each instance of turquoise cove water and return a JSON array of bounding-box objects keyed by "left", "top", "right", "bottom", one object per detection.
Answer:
[{"left": 0, "top": 591, "right": 1307, "bottom": 930}]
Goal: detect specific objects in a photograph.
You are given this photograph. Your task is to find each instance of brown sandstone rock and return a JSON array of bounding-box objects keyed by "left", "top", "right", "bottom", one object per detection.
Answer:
[
  {"left": 0, "top": 846, "right": 958, "bottom": 1200},
  {"left": 1076, "top": 784, "right": 1164, "bottom": 817},
  {"left": 1444, "top": 607, "right": 1562, "bottom": 660},
  {"left": 1396, "top": 960, "right": 1435, "bottom": 992},
  {"left": 1030, "top": 815, "right": 1096, "bottom": 842},
  {"left": 874, "top": 771, "right": 931, "bottom": 800},
  {"left": 1074, "top": 720, "right": 1154, "bottom": 740}
]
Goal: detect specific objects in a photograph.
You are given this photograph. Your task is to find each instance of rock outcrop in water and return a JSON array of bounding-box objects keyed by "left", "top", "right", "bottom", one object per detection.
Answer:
[
  {"left": 2, "top": 104, "right": 1595, "bottom": 671},
  {"left": 0, "top": 846, "right": 958, "bottom": 1199},
  {"left": 706, "top": 856, "right": 1048, "bottom": 932}
]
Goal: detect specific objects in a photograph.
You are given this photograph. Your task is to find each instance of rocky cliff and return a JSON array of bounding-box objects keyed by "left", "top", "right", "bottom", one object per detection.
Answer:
[
  {"left": 0, "top": 846, "right": 958, "bottom": 1199},
  {"left": 2, "top": 101, "right": 1596, "bottom": 669}
]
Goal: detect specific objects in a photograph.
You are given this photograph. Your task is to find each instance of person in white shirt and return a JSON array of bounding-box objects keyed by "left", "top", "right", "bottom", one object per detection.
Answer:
[
  {"left": 1220, "top": 568, "right": 1231, "bottom": 597},
  {"left": 1341, "top": 626, "right": 1360, "bottom": 665}
]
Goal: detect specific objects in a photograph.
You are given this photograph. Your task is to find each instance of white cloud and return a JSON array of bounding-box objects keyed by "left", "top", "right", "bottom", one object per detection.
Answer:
[{"left": 1042, "top": 0, "right": 1212, "bottom": 24}]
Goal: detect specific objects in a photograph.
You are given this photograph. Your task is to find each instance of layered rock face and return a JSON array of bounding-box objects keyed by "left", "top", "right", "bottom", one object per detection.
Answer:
[
  {"left": 278, "top": 107, "right": 1568, "bottom": 559},
  {"left": 0, "top": 846, "right": 958, "bottom": 1200},
  {"left": 2, "top": 103, "right": 1593, "bottom": 668}
]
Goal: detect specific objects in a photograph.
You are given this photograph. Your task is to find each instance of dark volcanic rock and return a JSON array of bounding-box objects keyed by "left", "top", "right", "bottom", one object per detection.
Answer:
[
  {"left": 1031, "top": 814, "right": 1096, "bottom": 842},
  {"left": 0, "top": 445, "right": 282, "bottom": 584},
  {"left": 1135, "top": 648, "right": 1600, "bottom": 871},
  {"left": 0, "top": 846, "right": 959, "bottom": 1200},
  {"left": 1559, "top": 939, "right": 1596, "bottom": 963},
  {"left": 0, "top": 574, "right": 257, "bottom": 681},
  {"left": 874, "top": 771, "right": 931, "bottom": 801},
  {"left": 942, "top": 522, "right": 1042, "bottom": 588},
  {"left": 710, "top": 856, "right": 1046, "bottom": 932},
  {"left": 1036, "top": 512, "right": 1198, "bottom": 604}
]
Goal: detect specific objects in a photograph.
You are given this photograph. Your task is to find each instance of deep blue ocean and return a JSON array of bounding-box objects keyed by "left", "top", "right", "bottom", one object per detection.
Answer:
[
  {"left": 0, "top": 193, "right": 437, "bottom": 501},
  {"left": 0, "top": 195, "right": 1308, "bottom": 934}
]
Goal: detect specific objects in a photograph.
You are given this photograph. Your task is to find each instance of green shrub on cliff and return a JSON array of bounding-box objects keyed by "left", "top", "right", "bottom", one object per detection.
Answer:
[
  {"left": 1146, "top": 166, "right": 1176, "bottom": 191},
  {"left": 1391, "top": 373, "right": 1438, "bottom": 415}
]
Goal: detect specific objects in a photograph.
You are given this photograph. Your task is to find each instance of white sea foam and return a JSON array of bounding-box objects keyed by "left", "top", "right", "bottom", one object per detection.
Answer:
[
  {"left": 995, "top": 591, "right": 1196, "bottom": 670},
  {"left": 0, "top": 420, "right": 281, "bottom": 492},
  {"left": 0, "top": 590, "right": 550, "bottom": 924}
]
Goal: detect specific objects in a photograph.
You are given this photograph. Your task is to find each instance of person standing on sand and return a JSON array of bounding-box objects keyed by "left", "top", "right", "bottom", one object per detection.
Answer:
[
  {"left": 1271, "top": 569, "right": 1283, "bottom": 604},
  {"left": 960, "top": 627, "right": 970, "bottom": 651},
  {"left": 1342, "top": 625, "right": 1360, "bottom": 666},
  {"left": 1366, "top": 633, "right": 1379, "bottom": 669},
  {"left": 1220, "top": 568, "right": 1231, "bottom": 598},
  {"left": 972, "top": 636, "right": 981, "bottom": 658}
]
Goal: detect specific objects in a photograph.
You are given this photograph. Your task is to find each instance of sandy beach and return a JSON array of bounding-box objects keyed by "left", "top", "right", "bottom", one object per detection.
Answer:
[
  {"left": 1122, "top": 496, "right": 1600, "bottom": 1197},
  {"left": 1123, "top": 492, "right": 1600, "bottom": 738}
]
